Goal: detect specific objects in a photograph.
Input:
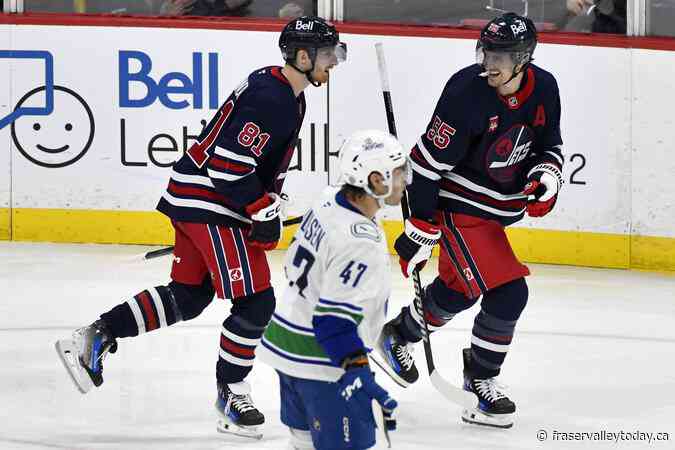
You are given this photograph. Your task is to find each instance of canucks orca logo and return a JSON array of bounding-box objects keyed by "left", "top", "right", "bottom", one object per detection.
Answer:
[
  {"left": 350, "top": 221, "right": 380, "bottom": 242},
  {"left": 485, "top": 124, "right": 534, "bottom": 184}
]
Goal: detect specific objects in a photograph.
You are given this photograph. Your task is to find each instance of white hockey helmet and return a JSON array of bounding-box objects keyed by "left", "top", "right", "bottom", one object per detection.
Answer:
[{"left": 338, "top": 129, "right": 411, "bottom": 201}]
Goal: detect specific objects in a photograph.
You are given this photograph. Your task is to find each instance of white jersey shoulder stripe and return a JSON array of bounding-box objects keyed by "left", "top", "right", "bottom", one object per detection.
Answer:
[
  {"left": 417, "top": 137, "right": 455, "bottom": 172},
  {"left": 439, "top": 191, "right": 525, "bottom": 217},
  {"left": 214, "top": 145, "right": 257, "bottom": 166},
  {"left": 170, "top": 170, "right": 215, "bottom": 188},
  {"left": 161, "top": 192, "right": 251, "bottom": 223},
  {"left": 207, "top": 168, "right": 253, "bottom": 182},
  {"left": 411, "top": 159, "right": 441, "bottom": 180},
  {"left": 442, "top": 172, "right": 527, "bottom": 201}
]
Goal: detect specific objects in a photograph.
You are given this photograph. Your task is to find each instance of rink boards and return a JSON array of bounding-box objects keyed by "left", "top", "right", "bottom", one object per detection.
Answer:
[{"left": 0, "top": 17, "right": 673, "bottom": 271}]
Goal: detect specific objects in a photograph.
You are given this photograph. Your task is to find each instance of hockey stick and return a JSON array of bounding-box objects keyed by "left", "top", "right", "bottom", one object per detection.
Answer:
[
  {"left": 143, "top": 215, "right": 304, "bottom": 260},
  {"left": 372, "top": 400, "right": 392, "bottom": 448},
  {"left": 375, "top": 43, "right": 477, "bottom": 410}
]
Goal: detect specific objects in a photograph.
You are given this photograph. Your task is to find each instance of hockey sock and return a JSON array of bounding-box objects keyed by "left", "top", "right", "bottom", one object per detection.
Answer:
[
  {"left": 100, "top": 277, "right": 214, "bottom": 339},
  {"left": 101, "top": 285, "right": 182, "bottom": 338},
  {"left": 470, "top": 278, "right": 528, "bottom": 378},
  {"left": 397, "top": 277, "right": 479, "bottom": 343},
  {"left": 217, "top": 288, "right": 275, "bottom": 384}
]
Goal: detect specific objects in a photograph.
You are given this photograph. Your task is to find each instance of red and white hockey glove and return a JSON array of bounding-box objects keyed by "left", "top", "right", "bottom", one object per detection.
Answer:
[
  {"left": 523, "top": 163, "right": 564, "bottom": 217},
  {"left": 245, "top": 193, "right": 282, "bottom": 250},
  {"left": 394, "top": 218, "right": 441, "bottom": 278}
]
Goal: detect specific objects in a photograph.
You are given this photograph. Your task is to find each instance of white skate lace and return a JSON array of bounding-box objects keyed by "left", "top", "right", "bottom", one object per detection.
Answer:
[
  {"left": 231, "top": 394, "right": 257, "bottom": 414},
  {"left": 395, "top": 344, "right": 414, "bottom": 371},
  {"left": 76, "top": 326, "right": 115, "bottom": 369},
  {"left": 473, "top": 378, "right": 508, "bottom": 402},
  {"left": 95, "top": 342, "right": 115, "bottom": 365}
]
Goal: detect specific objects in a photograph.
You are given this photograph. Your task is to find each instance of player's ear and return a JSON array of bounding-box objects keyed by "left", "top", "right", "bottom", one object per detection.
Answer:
[
  {"left": 295, "top": 48, "right": 311, "bottom": 69},
  {"left": 368, "top": 171, "right": 385, "bottom": 195}
]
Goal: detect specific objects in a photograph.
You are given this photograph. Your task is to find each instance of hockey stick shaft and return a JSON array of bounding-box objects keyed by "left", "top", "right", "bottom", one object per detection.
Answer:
[
  {"left": 143, "top": 215, "right": 304, "bottom": 260},
  {"left": 375, "top": 41, "right": 433, "bottom": 370},
  {"left": 375, "top": 43, "right": 477, "bottom": 409}
]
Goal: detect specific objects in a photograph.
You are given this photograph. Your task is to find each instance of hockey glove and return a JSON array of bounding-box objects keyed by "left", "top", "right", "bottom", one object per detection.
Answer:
[
  {"left": 245, "top": 193, "right": 282, "bottom": 250},
  {"left": 279, "top": 192, "right": 291, "bottom": 220},
  {"left": 394, "top": 218, "right": 441, "bottom": 278},
  {"left": 338, "top": 354, "right": 398, "bottom": 431},
  {"left": 523, "top": 163, "right": 564, "bottom": 217}
]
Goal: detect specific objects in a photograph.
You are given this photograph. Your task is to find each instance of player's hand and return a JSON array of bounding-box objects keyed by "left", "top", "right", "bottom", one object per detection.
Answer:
[
  {"left": 338, "top": 366, "right": 398, "bottom": 431},
  {"left": 279, "top": 192, "right": 292, "bottom": 220},
  {"left": 523, "top": 163, "right": 563, "bottom": 217},
  {"left": 566, "top": 0, "right": 593, "bottom": 15},
  {"left": 394, "top": 218, "right": 440, "bottom": 278},
  {"left": 245, "top": 193, "right": 282, "bottom": 250}
]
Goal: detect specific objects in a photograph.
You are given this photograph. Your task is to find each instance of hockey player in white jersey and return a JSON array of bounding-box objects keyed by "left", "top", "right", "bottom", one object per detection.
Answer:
[{"left": 258, "top": 129, "right": 411, "bottom": 449}]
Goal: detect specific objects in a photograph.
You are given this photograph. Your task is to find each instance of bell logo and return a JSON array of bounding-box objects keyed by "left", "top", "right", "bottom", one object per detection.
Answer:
[
  {"left": 511, "top": 20, "right": 527, "bottom": 35},
  {"left": 296, "top": 21, "right": 314, "bottom": 31}
]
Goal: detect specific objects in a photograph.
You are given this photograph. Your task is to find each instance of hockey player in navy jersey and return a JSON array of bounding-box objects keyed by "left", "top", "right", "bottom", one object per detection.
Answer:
[
  {"left": 376, "top": 13, "right": 564, "bottom": 428},
  {"left": 258, "top": 129, "right": 410, "bottom": 449},
  {"left": 55, "top": 16, "right": 346, "bottom": 439}
]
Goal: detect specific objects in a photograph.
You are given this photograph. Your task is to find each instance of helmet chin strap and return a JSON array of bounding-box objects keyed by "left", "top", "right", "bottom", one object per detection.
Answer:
[
  {"left": 288, "top": 56, "right": 322, "bottom": 87},
  {"left": 364, "top": 180, "right": 392, "bottom": 209},
  {"left": 501, "top": 63, "right": 526, "bottom": 87}
]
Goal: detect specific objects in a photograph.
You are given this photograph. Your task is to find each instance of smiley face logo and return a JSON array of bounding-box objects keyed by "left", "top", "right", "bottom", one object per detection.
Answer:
[{"left": 11, "top": 85, "right": 94, "bottom": 168}]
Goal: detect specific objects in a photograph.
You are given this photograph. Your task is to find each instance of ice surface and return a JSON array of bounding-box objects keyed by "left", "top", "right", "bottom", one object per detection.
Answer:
[{"left": 1, "top": 242, "right": 674, "bottom": 449}]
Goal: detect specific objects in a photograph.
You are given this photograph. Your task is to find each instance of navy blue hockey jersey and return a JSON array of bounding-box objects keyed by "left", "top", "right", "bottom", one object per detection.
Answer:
[
  {"left": 409, "top": 64, "right": 563, "bottom": 226},
  {"left": 157, "top": 66, "right": 306, "bottom": 227}
]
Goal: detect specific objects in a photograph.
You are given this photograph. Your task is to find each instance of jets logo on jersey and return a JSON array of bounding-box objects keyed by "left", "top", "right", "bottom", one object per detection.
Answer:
[
  {"left": 486, "top": 124, "right": 534, "bottom": 184},
  {"left": 229, "top": 268, "right": 243, "bottom": 281}
]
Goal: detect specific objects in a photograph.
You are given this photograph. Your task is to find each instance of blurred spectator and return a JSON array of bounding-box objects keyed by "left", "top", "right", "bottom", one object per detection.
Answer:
[
  {"left": 565, "top": 0, "right": 626, "bottom": 33},
  {"left": 159, "top": 0, "right": 197, "bottom": 15},
  {"left": 278, "top": 2, "right": 304, "bottom": 19},
  {"left": 170, "top": 0, "right": 253, "bottom": 16}
]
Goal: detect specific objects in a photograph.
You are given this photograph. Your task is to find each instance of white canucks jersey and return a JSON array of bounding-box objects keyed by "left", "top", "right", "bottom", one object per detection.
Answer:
[{"left": 258, "top": 187, "right": 391, "bottom": 382}]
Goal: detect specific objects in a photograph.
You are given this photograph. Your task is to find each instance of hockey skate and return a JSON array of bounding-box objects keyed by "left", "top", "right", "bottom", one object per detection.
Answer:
[
  {"left": 215, "top": 381, "right": 264, "bottom": 440},
  {"left": 54, "top": 319, "right": 118, "bottom": 394},
  {"left": 461, "top": 348, "right": 515, "bottom": 428},
  {"left": 372, "top": 317, "right": 419, "bottom": 387}
]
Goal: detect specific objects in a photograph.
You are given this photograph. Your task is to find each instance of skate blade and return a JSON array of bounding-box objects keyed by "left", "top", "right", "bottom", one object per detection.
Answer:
[
  {"left": 54, "top": 339, "right": 94, "bottom": 394},
  {"left": 461, "top": 408, "right": 514, "bottom": 429},
  {"left": 215, "top": 407, "right": 263, "bottom": 440},
  {"left": 369, "top": 351, "right": 412, "bottom": 388}
]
